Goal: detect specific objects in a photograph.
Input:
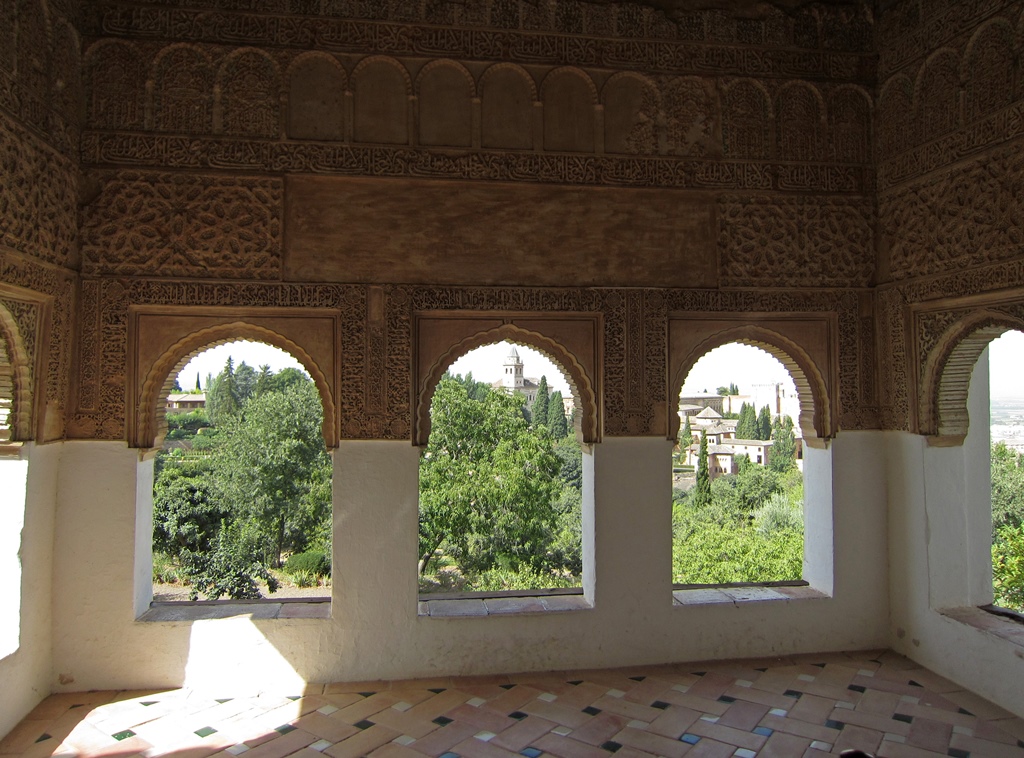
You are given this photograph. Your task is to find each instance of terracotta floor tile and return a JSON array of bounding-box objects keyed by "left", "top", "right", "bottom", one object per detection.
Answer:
[
  {"left": 476, "top": 685, "right": 545, "bottom": 715},
  {"left": 447, "top": 736, "right": 521, "bottom": 758},
  {"left": 832, "top": 722, "right": 884, "bottom": 755},
  {"left": 949, "top": 732, "right": 1024, "bottom": 757},
  {"left": 876, "top": 740, "right": 954, "bottom": 757},
  {"left": 683, "top": 736, "right": 735, "bottom": 757},
  {"left": 291, "top": 713, "right": 360, "bottom": 743},
  {"left": 722, "top": 684, "right": 794, "bottom": 710},
  {"left": 906, "top": 716, "right": 952, "bottom": 753},
  {"left": 647, "top": 704, "right": 700, "bottom": 740},
  {"left": 366, "top": 743, "right": 424, "bottom": 758},
  {"left": 716, "top": 699, "right": 768, "bottom": 731},
  {"left": 242, "top": 729, "right": 317, "bottom": 758},
  {"left": 785, "top": 693, "right": 836, "bottom": 726},
  {"left": 587, "top": 695, "right": 661, "bottom": 724},
  {"left": 529, "top": 732, "right": 609, "bottom": 758},
  {"left": 829, "top": 706, "right": 911, "bottom": 737},
  {"left": 759, "top": 713, "right": 843, "bottom": 743},
  {"left": 565, "top": 712, "right": 628, "bottom": 746},
  {"left": 757, "top": 730, "right": 813, "bottom": 757},
  {"left": 323, "top": 725, "right": 400, "bottom": 758},
  {"left": 404, "top": 721, "right": 477, "bottom": 756},
  {"left": 610, "top": 726, "right": 690, "bottom": 758},
  {"left": 686, "top": 719, "right": 767, "bottom": 751},
  {"left": 682, "top": 673, "right": 734, "bottom": 702},
  {"left": 488, "top": 714, "right": 557, "bottom": 751},
  {"left": 517, "top": 700, "right": 590, "bottom": 729},
  {"left": 856, "top": 688, "right": 903, "bottom": 715}
]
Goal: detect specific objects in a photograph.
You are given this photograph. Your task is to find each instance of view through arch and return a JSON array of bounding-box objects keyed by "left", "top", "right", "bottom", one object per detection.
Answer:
[
  {"left": 419, "top": 341, "right": 584, "bottom": 596},
  {"left": 674, "top": 343, "right": 805, "bottom": 586},
  {"left": 988, "top": 330, "right": 1024, "bottom": 613},
  {"left": 151, "top": 340, "right": 333, "bottom": 603}
]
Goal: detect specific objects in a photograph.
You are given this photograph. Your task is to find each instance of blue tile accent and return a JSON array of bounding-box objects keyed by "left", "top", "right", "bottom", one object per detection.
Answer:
[
  {"left": 276, "top": 724, "right": 297, "bottom": 735},
  {"left": 651, "top": 701, "right": 670, "bottom": 710},
  {"left": 680, "top": 733, "right": 701, "bottom": 744},
  {"left": 600, "top": 741, "right": 622, "bottom": 752},
  {"left": 824, "top": 719, "right": 845, "bottom": 730},
  {"left": 440, "top": 753, "right": 461, "bottom": 758},
  {"left": 753, "top": 727, "right": 773, "bottom": 737},
  {"left": 112, "top": 730, "right": 136, "bottom": 741},
  {"left": 353, "top": 720, "right": 375, "bottom": 730},
  {"left": 433, "top": 716, "right": 454, "bottom": 726},
  {"left": 892, "top": 713, "right": 913, "bottom": 723},
  {"left": 519, "top": 749, "right": 542, "bottom": 758},
  {"left": 583, "top": 706, "right": 601, "bottom": 716}
]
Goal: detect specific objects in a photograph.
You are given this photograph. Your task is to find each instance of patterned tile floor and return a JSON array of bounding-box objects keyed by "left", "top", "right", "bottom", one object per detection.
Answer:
[{"left": 3, "top": 651, "right": 1024, "bottom": 758}]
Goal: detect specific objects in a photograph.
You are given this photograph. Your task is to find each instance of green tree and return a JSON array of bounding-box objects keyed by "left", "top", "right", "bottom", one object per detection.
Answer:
[
  {"left": 736, "top": 403, "right": 757, "bottom": 439},
  {"left": 234, "top": 361, "right": 258, "bottom": 403},
  {"left": 992, "top": 442, "right": 1024, "bottom": 536},
  {"left": 993, "top": 524, "right": 1024, "bottom": 611},
  {"left": 206, "top": 357, "right": 241, "bottom": 426},
  {"left": 212, "top": 379, "right": 331, "bottom": 568},
  {"left": 681, "top": 415, "right": 693, "bottom": 447},
  {"left": 153, "top": 455, "right": 225, "bottom": 557},
  {"left": 716, "top": 383, "right": 739, "bottom": 395},
  {"left": 533, "top": 375, "right": 550, "bottom": 427},
  {"left": 692, "top": 430, "right": 712, "bottom": 509},
  {"left": 418, "top": 379, "right": 562, "bottom": 577},
  {"left": 448, "top": 371, "right": 492, "bottom": 402},
  {"left": 548, "top": 390, "right": 568, "bottom": 438},
  {"left": 770, "top": 415, "right": 797, "bottom": 472},
  {"left": 757, "top": 405, "right": 772, "bottom": 440}
]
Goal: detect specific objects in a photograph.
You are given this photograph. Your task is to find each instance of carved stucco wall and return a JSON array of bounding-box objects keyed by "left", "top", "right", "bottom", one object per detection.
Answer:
[
  {"left": 0, "top": 0, "right": 81, "bottom": 442},
  {"left": 68, "top": 0, "right": 882, "bottom": 443},
  {"left": 876, "top": 0, "right": 1024, "bottom": 435}
]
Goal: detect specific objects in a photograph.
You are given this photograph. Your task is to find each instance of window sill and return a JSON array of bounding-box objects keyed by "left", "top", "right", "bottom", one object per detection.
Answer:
[
  {"left": 139, "top": 598, "right": 330, "bottom": 622},
  {"left": 673, "top": 583, "right": 825, "bottom": 606},
  {"left": 419, "top": 592, "right": 591, "bottom": 617},
  {"left": 941, "top": 606, "right": 1024, "bottom": 647}
]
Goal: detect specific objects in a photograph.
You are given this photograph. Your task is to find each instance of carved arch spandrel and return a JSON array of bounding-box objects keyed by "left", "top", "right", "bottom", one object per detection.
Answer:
[
  {"left": 131, "top": 315, "right": 339, "bottom": 451},
  {"left": 0, "top": 302, "right": 36, "bottom": 442},
  {"left": 668, "top": 319, "right": 837, "bottom": 445},
  {"left": 917, "top": 310, "right": 1021, "bottom": 445},
  {"left": 413, "top": 319, "right": 600, "bottom": 447}
]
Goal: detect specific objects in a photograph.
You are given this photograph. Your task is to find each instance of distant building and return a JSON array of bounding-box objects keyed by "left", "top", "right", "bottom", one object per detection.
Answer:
[
  {"left": 165, "top": 393, "right": 206, "bottom": 412},
  {"left": 491, "top": 346, "right": 540, "bottom": 403}
]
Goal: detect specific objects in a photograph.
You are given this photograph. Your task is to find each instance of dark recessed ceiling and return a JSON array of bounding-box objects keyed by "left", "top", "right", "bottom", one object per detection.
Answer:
[{"left": 589, "top": 0, "right": 868, "bottom": 19}]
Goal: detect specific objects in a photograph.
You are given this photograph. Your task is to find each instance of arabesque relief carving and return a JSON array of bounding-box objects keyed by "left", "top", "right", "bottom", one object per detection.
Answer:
[{"left": 80, "top": 172, "right": 283, "bottom": 279}]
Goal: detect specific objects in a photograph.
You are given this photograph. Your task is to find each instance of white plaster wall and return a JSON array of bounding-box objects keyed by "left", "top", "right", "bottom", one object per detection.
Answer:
[
  {"left": 48, "top": 434, "right": 892, "bottom": 695},
  {"left": 0, "top": 443, "right": 59, "bottom": 740},
  {"left": 888, "top": 352, "right": 1024, "bottom": 717}
]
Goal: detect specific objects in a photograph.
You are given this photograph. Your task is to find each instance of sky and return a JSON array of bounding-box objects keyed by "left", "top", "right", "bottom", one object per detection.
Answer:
[{"left": 175, "top": 331, "right": 1024, "bottom": 399}]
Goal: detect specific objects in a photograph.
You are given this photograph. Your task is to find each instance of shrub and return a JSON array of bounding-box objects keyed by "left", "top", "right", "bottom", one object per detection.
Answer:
[
  {"left": 285, "top": 550, "right": 331, "bottom": 577},
  {"left": 993, "top": 524, "right": 1024, "bottom": 612}
]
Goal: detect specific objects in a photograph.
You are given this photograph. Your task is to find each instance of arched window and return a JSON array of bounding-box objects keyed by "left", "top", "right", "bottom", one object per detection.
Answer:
[
  {"left": 418, "top": 341, "right": 589, "bottom": 610},
  {"left": 673, "top": 343, "right": 806, "bottom": 590},
  {"left": 143, "top": 340, "right": 333, "bottom": 611},
  {"left": 984, "top": 331, "right": 1024, "bottom": 614}
]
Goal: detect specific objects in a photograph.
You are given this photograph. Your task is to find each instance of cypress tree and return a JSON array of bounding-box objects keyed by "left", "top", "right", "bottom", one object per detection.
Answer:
[
  {"left": 736, "top": 403, "right": 757, "bottom": 439},
  {"left": 532, "top": 375, "right": 550, "bottom": 427},
  {"left": 548, "top": 390, "right": 568, "bottom": 438},
  {"left": 692, "top": 430, "right": 712, "bottom": 509},
  {"left": 682, "top": 414, "right": 692, "bottom": 445},
  {"left": 757, "top": 405, "right": 772, "bottom": 440}
]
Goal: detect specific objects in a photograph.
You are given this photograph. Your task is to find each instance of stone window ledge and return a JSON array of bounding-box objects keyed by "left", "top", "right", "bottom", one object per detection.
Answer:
[
  {"left": 673, "top": 583, "right": 825, "bottom": 606},
  {"left": 139, "top": 598, "right": 331, "bottom": 622},
  {"left": 941, "top": 606, "right": 1024, "bottom": 647},
  {"left": 419, "top": 592, "right": 591, "bottom": 618}
]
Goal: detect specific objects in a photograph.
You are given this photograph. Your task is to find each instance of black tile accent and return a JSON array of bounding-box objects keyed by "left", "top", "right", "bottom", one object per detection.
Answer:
[
  {"left": 628, "top": 676, "right": 646, "bottom": 682},
  {"left": 276, "top": 724, "right": 297, "bottom": 735},
  {"left": 824, "top": 719, "right": 845, "bottom": 730},
  {"left": 755, "top": 667, "right": 768, "bottom": 672},
  {"left": 783, "top": 690, "right": 803, "bottom": 699},
  {"left": 287, "top": 696, "right": 301, "bottom": 701},
  {"left": 692, "top": 671, "right": 707, "bottom": 676},
  {"left": 947, "top": 749, "right": 970, "bottom": 758},
  {"left": 813, "top": 663, "right": 826, "bottom": 668},
  {"left": 909, "top": 680, "right": 923, "bottom": 687},
  {"left": 141, "top": 701, "right": 159, "bottom": 706},
  {"left": 429, "top": 688, "right": 447, "bottom": 694},
  {"left": 500, "top": 684, "right": 516, "bottom": 690},
  {"left": 651, "top": 701, "right": 670, "bottom": 710},
  {"left": 600, "top": 741, "right": 622, "bottom": 752},
  {"left": 892, "top": 713, "right": 913, "bottom": 723},
  {"left": 958, "top": 708, "right": 974, "bottom": 716},
  {"left": 34, "top": 734, "right": 51, "bottom": 743},
  {"left": 848, "top": 684, "right": 866, "bottom": 693},
  {"left": 354, "top": 720, "right": 375, "bottom": 730},
  {"left": 583, "top": 706, "right": 602, "bottom": 716},
  {"left": 214, "top": 698, "right": 232, "bottom": 704},
  {"left": 717, "top": 696, "right": 736, "bottom": 703},
  {"left": 509, "top": 711, "right": 528, "bottom": 721},
  {"left": 433, "top": 716, "right": 454, "bottom": 726},
  {"left": 568, "top": 680, "right": 583, "bottom": 686},
  {"left": 357, "top": 692, "right": 376, "bottom": 698},
  {"left": 70, "top": 704, "right": 84, "bottom": 709},
  {"left": 1018, "top": 740, "right": 1024, "bottom": 749}
]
